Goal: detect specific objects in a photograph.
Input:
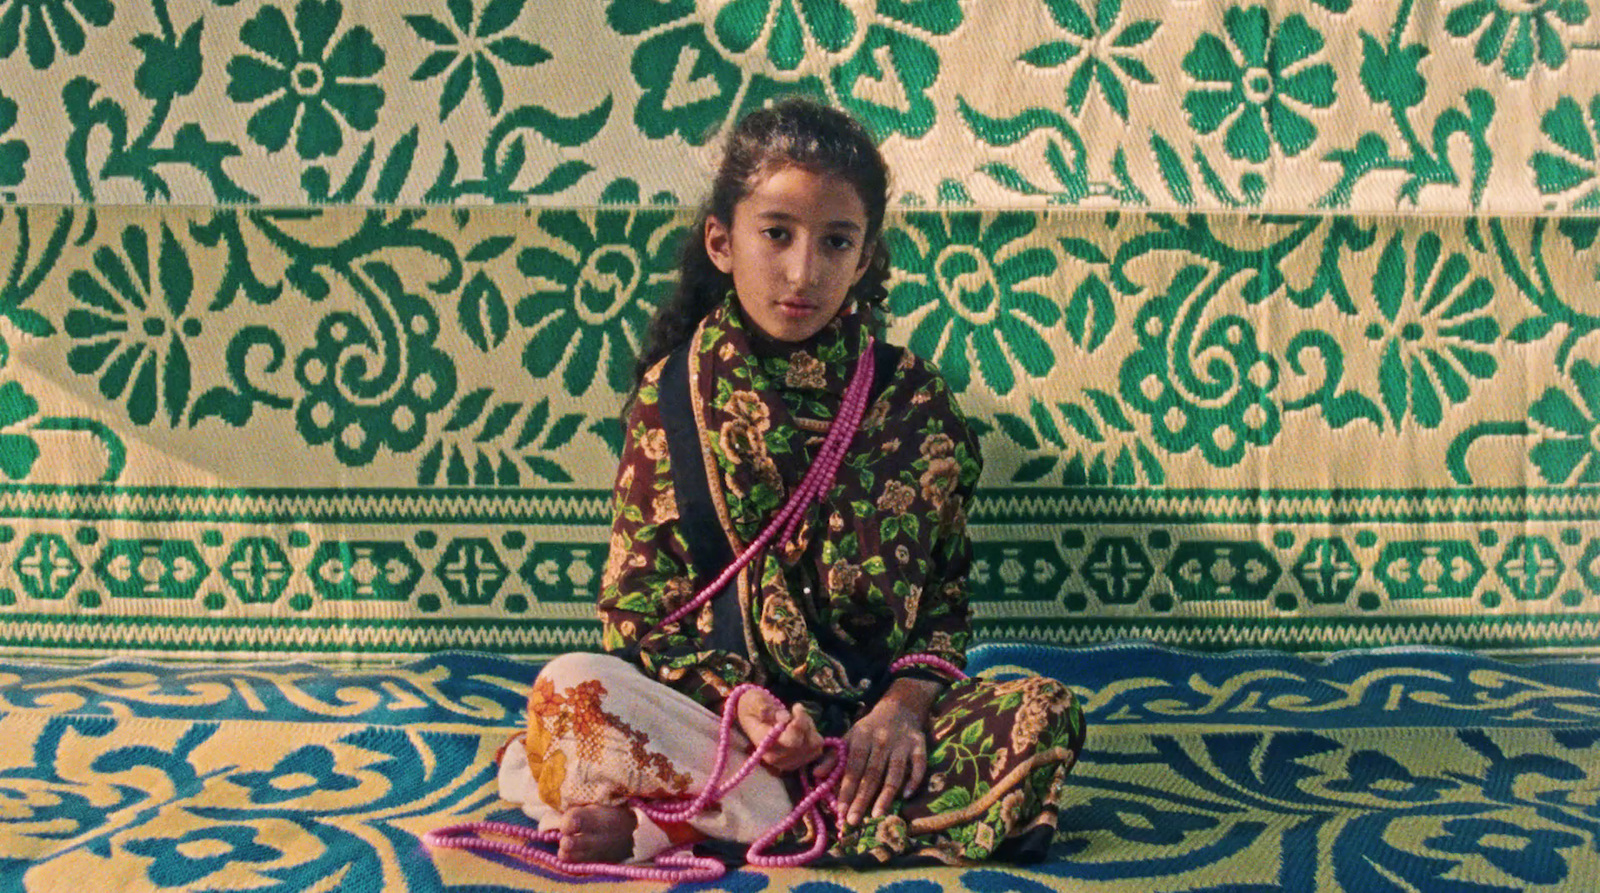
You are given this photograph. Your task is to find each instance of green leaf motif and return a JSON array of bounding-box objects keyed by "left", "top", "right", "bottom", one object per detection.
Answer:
[
  {"left": 489, "top": 36, "right": 550, "bottom": 67},
  {"left": 1358, "top": 32, "right": 1427, "bottom": 110},
  {"left": 133, "top": 19, "right": 205, "bottom": 102},
  {"left": 1556, "top": 216, "right": 1599, "bottom": 251},
  {"left": 1507, "top": 317, "right": 1557, "bottom": 344},
  {"left": 0, "top": 378, "right": 40, "bottom": 477},
  {"left": 459, "top": 271, "right": 510, "bottom": 352},
  {"left": 1019, "top": 41, "right": 1078, "bottom": 68},
  {"left": 1059, "top": 402, "right": 1103, "bottom": 443},
  {"left": 466, "top": 236, "right": 515, "bottom": 263},
  {"left": 1030, "top": 398, "right": 1066, "bottom": 447},
  {"left": 529, "top": 160, "right": 596, "bottom": 196},
  {"left": 444, "top": 388, "right": 493, "bottom": 433},
  {"left": 475, "top": 401, "right": 521, "bottom": 443},
  {"left": 0, "top": 97, "right": 27, "bottom": 186},
  {"left": 404, "top": 13, "right": 457, "bottom": 46},
  {"left": 0, "top": 431, "right": 38, "bottom": 480},
  {"left": 1012, "top": 456, "right": 1058, "bottom": 483},
  {"left": 543, "top": 413, "right": 585, "bottom": 450},
  {"left": 525, "top": 455, "right": 573, "bottom": 483},
  {"left": 514, "top": 398, "right": 550, "bottom": 449},
  {"left": 1065, "top": 274, "right": 1114, "bottom": 351},
  {"left": 588, "top": 417, "right": 625, "bottom": 458},
  {"left": 994, "top": 412, "right": 1040, "bottom": 450}
]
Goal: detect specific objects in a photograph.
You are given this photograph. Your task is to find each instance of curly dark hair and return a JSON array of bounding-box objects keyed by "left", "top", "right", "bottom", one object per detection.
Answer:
[{"left": 630, "top": 97, "right": 892, "bottom": 394}]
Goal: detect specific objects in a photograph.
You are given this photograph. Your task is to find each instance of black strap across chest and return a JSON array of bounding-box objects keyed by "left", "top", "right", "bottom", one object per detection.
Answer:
[{"left": 656, "top": 339, "right": 899, "bottom": 661}]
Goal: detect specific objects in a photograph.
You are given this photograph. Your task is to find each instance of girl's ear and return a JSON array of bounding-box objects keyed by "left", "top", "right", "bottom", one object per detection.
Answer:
[
  {"left": 849, "top": 238, "right": 874, "bottom": 285},
  {"left": 704, "top": 216, "right": 734, "bottom": 274}
]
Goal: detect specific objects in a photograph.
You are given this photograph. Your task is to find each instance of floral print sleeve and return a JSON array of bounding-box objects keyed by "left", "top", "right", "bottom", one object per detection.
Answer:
[
  {"left": 888, "top": 365, "right": 982, "bottom": 676},
  {"left": 597, "top": 363, "right": 755, "bottom": 712}
]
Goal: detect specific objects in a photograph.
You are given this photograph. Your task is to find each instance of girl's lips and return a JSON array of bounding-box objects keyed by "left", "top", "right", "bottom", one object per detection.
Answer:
[{"left": 778, "top": 301, "right": 818, "bottom": 318}]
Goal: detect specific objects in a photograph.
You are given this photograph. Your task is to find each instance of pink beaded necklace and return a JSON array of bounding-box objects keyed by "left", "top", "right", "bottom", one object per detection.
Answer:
[{"left": 425, "top": 339, "right": 967, "bottom": 882}]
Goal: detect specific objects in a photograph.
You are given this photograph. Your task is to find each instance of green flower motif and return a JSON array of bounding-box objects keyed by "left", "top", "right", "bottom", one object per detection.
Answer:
[
  {"left": 1527, "top": 360, "right": 1600, "bottom": 484},
  {"left": 64, "top": 224, "right": 205, "bottom": 427},
  {"left": 295, "top": 263, "right": 457, "bottom": 467},
  {"left": 1018, "top": 0, "right": 1158, "bottom": 121},
  {"left": 887, "top": 212, "right": 1060, "bottom": 395},
  {"left": 1364, "top": 232, "right": 1499, "bottom": 430},
  {"left": 0, "top": 90, "right": 28, "bottom": 187},
  {"left": 1445, "top": 0, "right": 1589, "bottom": 79},
  {"left": 606, "top": 0, "right": 960, "bottom": 143},
  {"left": 405, "top": 0, "right": 552, "bottom": 120},
  {"left": 0, "top": 0, "right": 112, "bottom": 70},
  {"left": 515, "top": 179, "right": 683, "bottom": 396},
  {"left": 1181, "top": 5, "right": 1336, "bottom": 163},
  {"left": 1533, "top": 95, "right": 1600, "bottom": 209},
  {"left": 225, "top": 0, "right": 386, "bottom": 160}
]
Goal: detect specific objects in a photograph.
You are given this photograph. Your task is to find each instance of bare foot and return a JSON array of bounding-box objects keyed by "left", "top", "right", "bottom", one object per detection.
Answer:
[{"left": 557, "top": 805, "right": 637, "bottom": 863}]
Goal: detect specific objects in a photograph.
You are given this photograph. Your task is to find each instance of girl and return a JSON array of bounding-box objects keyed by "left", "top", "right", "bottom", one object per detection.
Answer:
[{"left": 497, "top": 97, "right": 1085, "bottom": 868}]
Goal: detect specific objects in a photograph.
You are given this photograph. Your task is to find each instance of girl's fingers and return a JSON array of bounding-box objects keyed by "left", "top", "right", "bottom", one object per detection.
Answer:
[
  {"left": 848, "top": 745, "right": 888, "bottom": 825},
  {"left": 836, "top": 737, "right": 871, "bottom": 808},
  {"left": 872, "top": 748, "right": 909, "bottom": 818},
  {"left": 812, "top": 749, "right": 837, "bottom": 779},
  {"left": 904, "top": 739, "right": 928, "bottom": 797}
]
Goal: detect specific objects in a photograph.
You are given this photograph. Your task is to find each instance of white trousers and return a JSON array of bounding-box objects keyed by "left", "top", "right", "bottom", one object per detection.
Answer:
[{"left": 497, "top": 652, "right": 795, "bottom": 862}]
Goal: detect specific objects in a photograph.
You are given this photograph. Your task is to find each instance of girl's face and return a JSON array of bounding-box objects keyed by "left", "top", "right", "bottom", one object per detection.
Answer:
[{"left": 705, "top": 165, "right": 871, "bottom": 343}]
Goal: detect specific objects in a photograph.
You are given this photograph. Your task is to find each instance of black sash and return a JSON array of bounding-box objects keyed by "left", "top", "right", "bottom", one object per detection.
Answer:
[{"left": 658, "top": 342, "right": 748, "bottom": 658}]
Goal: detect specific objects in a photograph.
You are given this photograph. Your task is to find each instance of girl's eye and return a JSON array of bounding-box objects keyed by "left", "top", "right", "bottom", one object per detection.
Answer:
[
  {"left": 761, "top": 227, "right": 789, "bottom": 242},
  {"left": 826, "top": 235, "right": 856, "bottom": 251}
]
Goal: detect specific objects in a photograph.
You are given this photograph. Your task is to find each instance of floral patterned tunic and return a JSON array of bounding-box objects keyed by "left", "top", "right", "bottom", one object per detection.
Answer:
[
  {"left": 594, "top": 296, "right": 1083, "bottom": 864},
  {"left": 599, "top": 295, "right": 981, "bottom": 729}
]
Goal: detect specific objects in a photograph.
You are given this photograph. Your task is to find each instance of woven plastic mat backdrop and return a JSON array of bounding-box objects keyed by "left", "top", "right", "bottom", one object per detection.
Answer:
[{"left": 0, "top": 0, "right": 1596, "bottom": 661}]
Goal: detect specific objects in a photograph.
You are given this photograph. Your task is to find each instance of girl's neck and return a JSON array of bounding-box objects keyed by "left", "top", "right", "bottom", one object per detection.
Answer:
[
  {"left": 737, "top": 306, "right": 826, "bottom": 359},
  {"left": 732, "top": 298, "right": 856, "bottom": 360}
]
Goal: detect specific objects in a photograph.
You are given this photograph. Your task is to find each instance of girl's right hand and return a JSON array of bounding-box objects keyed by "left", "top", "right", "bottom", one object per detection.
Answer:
[{"left": 735, "top": 689, "right": 824, "bottom": 773}]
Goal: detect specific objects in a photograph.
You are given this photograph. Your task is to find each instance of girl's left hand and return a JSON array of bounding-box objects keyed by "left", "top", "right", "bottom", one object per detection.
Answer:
[{"left": 815, "top": 677, "right": 942, "bottom": 826}]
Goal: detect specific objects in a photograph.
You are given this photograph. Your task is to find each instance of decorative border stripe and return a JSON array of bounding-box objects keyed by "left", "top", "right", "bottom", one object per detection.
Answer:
[
  {"left": 0, "top": 614, "right": 600, "bottom": 660},
  {"left": 972, "top": 488, "right": 1600, "bottom": 524},
  {"left": 977, "top": 614, "right": 1600, "bottom": 655},
  {"left": 0, "top": 486, "right": 1590, "bottom": 525}
]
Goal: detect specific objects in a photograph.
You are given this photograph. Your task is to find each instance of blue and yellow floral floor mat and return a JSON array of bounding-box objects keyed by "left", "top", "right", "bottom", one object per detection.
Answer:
[{"left": 3, "top": 642, "right": 1598, "bottom": 892}]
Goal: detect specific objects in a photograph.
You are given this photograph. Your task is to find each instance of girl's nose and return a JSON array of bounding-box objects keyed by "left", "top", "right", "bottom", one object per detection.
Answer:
[{"left": 789, "top": 243, "right": 822, "bottom": 286}]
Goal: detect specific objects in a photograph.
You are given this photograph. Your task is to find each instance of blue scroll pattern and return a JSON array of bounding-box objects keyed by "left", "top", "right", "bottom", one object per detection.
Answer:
[{"left": 2, "top": 644, "right": 1598, "bottom": 891}]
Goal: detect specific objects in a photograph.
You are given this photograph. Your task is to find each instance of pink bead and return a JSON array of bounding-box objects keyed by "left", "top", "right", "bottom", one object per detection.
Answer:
[{"left": 889, "top": 653, "right": 968, "bottom": 681}]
